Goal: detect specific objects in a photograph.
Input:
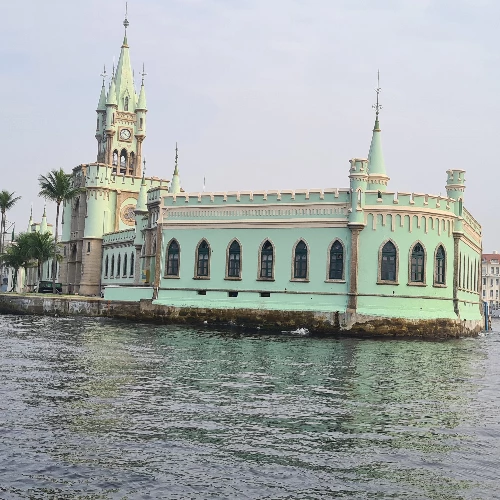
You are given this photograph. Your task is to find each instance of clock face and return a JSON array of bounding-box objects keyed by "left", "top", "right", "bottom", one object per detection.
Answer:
[{"left": 119, "top": 128, "right": 131, "bottom": 141}]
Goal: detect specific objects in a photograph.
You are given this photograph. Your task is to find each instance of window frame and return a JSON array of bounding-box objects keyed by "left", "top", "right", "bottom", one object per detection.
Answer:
[
  {"left": 194, "top": 239, "right": 211, "bottom": 280},
  {"left": 257, "top": 239, "right": 275, "bottom": 281},
  {"left": 408, "top": 241, "right": 427, "bottom": 286},
  {"left": 291, "top": 239, "right": 309, "bottom": 282},
  {"left": 122, "top": 253, "right": 128, "bottom": 278},
  {"left": 325, "top": 239, "right": 346, "bottom": 282},
  {"left": 129, "top": 251, "right": 135, "bottom": 277},
  {"left": 433, "top": 244, "right": 447, "bottom": 287},
  {"left": 165, "top": 238, "right": 180, "bottom": 278},
  {"left": 225, "top": 239, "right": 242, "bottom": 280},
  {"left": 377, "top": 239, "right": 399, "bottom": 285}
]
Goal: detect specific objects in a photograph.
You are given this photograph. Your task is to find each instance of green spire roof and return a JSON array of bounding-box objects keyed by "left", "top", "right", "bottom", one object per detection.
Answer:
[
  {"left": 367, "top": 115, "right": 386, "bottom": 176},
  {"left": 135, "top": 175, "right": 148, "bottom": 213},
  {"left": 114, "top": 33, "right": 135, "bottom": 112},
  {"left": 106, "top": 78, "right": 117, "bottom": 106},
  {"left": 40, "top": 205, "right": 48, "bottom": 234},
  {"left": 97, "top": 82, "right": 107, "bottom": 110},
  {"left": 137, "top": 82, "right": 147, "bottom": 110}
]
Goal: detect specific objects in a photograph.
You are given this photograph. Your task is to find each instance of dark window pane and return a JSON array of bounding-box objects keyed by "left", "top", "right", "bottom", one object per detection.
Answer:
[
  {"left": 260, "top": 241, "right": 273, "bottom": 278},
  {"left": 411, "top": 243, "right": 425, "bottom": 282},
  {"left": 197, "top": 241, "right": 209, "bottom": 277},
  {"left": 294, "top": 241, "right": 308, "bottom": 279},
  {"left": 436, "top": 246, "right": 445, "bottom": 284},
  {"left": 228, "top": 241, "right": 241, "bottom": 277},
  {"left": 329, "top": 240, "right": 343, "bottom": 280},
  {"left": 381, "top": 241, "right": 396, "bottom": 281},
  {"left": 167, "top": 241, "right": 180, "bottom": 276}
]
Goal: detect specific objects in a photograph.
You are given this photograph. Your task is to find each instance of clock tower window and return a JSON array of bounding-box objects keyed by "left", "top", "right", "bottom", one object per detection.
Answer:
[
  {"left": 124, "top": 96, "right": 129, "bottom": 111},
  {"left": 112, "top": 150, "right": 118, "bottom": 167},
  {"left": 120, "top": 149, "right": 128, "bottom": 173}
]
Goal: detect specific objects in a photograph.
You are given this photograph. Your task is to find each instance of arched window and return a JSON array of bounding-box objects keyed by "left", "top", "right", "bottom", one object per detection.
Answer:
[
  {"left": 124, "top": 96, "right": 129, "bottom": 111},
  {"left": 196, "top": 240, "right": 210, "bottom": 277},
  {"left": 410, "top": 243, "right": 425, "bottom": 283},
  {"left": 435, "top": 245, "right": 446, "bottom": 285},
  {"left": 116, "top": 254, "right": 121, "bottom": 277},
  {"left": 112, "top": 150, "right": 118, "bottom": 166},
  {"left": 104, "top": 255, "right": 109, "bottom": 277},
  {"left": 129, "top": 152, "right": 135, "bottom": 174},
  {"left": 166, "top": 240, "right": 180, "bottom": 276},
  {"left": 111, "top": 255, "right": 115, "bottom": 277},
  {"left": 227, "top": 240, "right": 241, "bottom": 278},
  {"left": 123, "top": 254, "right": 128, "bottom": 277},
  {"left": 260, "top": 240, "right": 273, "bottom": 279},
  {"left": 329, "top": 240, "right": 344, "bottom": 280},
  {"left": 380, "top": 241, "right": 397, "bottom": 282},
  {"left": 120, "top": 149, "right": 127, "bottom": 171},
  {"left": 130, "top": 252, "right": 135, "bottom": 277},
  {"left": 294, "top": 240, "right": 308, "bottom": 279}
]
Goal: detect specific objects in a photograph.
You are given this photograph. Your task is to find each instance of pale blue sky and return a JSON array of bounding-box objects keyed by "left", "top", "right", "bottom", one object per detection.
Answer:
[{"left": 1, "top": 0, "right": 498, "bottom": 249}]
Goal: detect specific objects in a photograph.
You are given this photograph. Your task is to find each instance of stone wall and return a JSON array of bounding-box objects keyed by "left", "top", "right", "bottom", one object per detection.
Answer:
[{"left": 0, "top": 293, "right": 482, "bottom": 338}]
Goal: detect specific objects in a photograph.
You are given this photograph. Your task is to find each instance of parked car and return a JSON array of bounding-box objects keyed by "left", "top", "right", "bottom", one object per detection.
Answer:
[{"left": 36, "top": 281, "right": 63, "bottom": 294}]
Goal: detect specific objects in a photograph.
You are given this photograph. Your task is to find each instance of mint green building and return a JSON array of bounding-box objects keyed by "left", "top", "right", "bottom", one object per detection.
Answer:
[{"left": 61, "top": 17, "right": 483, "bottom": 335}]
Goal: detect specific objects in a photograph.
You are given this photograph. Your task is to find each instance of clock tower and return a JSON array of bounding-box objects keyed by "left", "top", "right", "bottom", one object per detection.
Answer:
[{"left": 95, "top": 13, "right": 147, "bottom": 177}]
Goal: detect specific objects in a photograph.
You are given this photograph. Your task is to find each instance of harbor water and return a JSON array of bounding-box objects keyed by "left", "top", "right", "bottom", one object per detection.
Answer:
[{"left": 0, "top": 314, "right": 499, "bottom": 499}]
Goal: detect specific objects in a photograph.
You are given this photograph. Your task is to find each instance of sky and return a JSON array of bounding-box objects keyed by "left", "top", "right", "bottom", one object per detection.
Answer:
[{"left": 0, "top": 0, "right": 498, "bottom": 250}]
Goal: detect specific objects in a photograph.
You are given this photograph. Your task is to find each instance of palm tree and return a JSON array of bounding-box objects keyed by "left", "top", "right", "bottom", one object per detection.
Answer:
[
  {"left": 0, "top": 190, "right": 21, "bottom": 255},
  {"left": 38, "top": 169, "right": 82, "bottom": 293},
  {"left": 25, "top": 231, "right": 60, "bottom": 286},
  {"left": 0, "top": 232, "right": 31, "bottom": 291}
]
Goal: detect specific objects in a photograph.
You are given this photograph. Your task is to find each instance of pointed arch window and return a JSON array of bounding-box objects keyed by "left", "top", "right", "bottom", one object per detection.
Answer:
[
  {"left": 124, "top": 96, "right": 129, "bottom": 111},
  {"left": 293, "top": 240, "right": 308, "bottom": 279},
  {"left": 112, "top": 150, "right": 118, "bottom": 166},
  {"left": 329, "top": 240, "right": 344, "bottom": 280},
  {"left": 196, "top": 240, "right": 210, "bottom": 278},
  {"left": 120, "top": 149, "right": 127, "bottom": 172},
  {"left": 111, "top": 255, "right": 115, "bottom": 278},
  {"left": 166, "top": 240, "right": 180, "bottom": 277},
  {"left": 410, "top": 243, "right": 425, "bottom": 283},
  {"left": 130, "top": 252, "right": 135, "bottom": 277},
  {"left": 123, "top": 254, "right": 128, "bottom": 277},
  {"left": 227, "top": 240, "right": 241, "bottom": 278},
  {"left": 104, "top": 255, "right": 109, "bottom": 278},
  {"left": 260, "top": 240, "right": 274, "bottom": 279},
  {"left": 380, "top": 241, "right": 397, "bottom": 282},
  {"left": 116, "top": 254, "right": 121, "bottom": 277}
]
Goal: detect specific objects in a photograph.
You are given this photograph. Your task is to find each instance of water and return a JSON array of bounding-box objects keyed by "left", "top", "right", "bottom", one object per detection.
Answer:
[{"left": 0, "top": 315, "right": 499, "bottom": 499}]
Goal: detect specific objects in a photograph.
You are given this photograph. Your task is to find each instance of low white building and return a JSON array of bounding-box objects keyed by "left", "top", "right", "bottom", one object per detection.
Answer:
[{"left": 482, "top": 252, "right": 500, "bottom": 310}]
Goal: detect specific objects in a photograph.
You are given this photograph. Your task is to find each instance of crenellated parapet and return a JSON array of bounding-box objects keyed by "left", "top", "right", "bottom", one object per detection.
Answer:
[{"left": 103, "top": 228, "right": 135, "bottom": 246}]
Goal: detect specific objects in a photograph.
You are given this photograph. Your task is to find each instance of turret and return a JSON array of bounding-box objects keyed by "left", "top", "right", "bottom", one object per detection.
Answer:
[
  {"left": 40, "top": 205, "right": 48, "bottom": 234},
  {"left": 96, "top": 69, "right": 108, "bottom": 162},
  {"left": 134, "top": 174, "right": 148, "bottom": 247},
  {"left": 169, "top": 143, "right": 181, "bottom": 194},
  {"left": 348, "top": 158, "right": 368, "bottom": 225},
  {"left": 27, "top": 206, "right": 33, "bottom": 232},
  {"left": 367, "top": 73, "right": 389, "bottom": 191},
  {"left": 446, "top": 169, "right": 466, "bottom": 227}
]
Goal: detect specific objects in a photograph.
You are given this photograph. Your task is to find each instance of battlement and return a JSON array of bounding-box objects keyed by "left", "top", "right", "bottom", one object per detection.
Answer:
[
  {"left": 364, "top": 191, "right": 456, "bottom": 212},
  {"left": 161, "top": 188, "right": 351, "bottom": 208},
  {"left": 74, "top": 163, "right": 170, "bottom": 192},
  {"left": 446, "top": 169, "right": 466, "bottom": 186},
  {"left": 102, "top": 228, "right": 135, "bottom": 245}
]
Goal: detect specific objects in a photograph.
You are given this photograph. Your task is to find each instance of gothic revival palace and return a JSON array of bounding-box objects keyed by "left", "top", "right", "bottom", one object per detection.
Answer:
[{"left": 59, "top": 19, "right": 483, "bottom": 334}]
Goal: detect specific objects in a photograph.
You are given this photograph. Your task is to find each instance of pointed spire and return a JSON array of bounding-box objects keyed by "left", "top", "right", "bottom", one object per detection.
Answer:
[
  {"left": 107, "top": 77, "right": 117, "bottom": 106},
  {"left": 114, "top": 9, "right": 135, "bottom": 112},
  {"left": 123, "top": 2, "right": 129, "bottom": 47},
  {"left": 137, "top": 64, "right": 147, "bottom": 110},
  {"left": 367, "top": 71, "right": 388, "bottom": 191},
  {"left": 135, "top": 161, "right": 148, "bottom": 213},
  {"left": 27, "top": 205, "right": 33, "bottom": 232},
  {"left": 40, "top": 205, "right": 48, "bottom": 234},
  {"left": 170, "top": 143, "right": 181, "bottom": 194},
  {"left": 97, "top": 65, "right": 107, "bottom": 110}
]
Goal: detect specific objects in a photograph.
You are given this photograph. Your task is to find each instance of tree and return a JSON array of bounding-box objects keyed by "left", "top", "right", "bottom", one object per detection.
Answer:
[
  {"left": 0, "top": 232, "right": 32, "bottom": 291},
  {"left": 25, "top": 231, "right": 60, "bottom": 285},
  {"left": 38, "top": 169, "right": 82, "bottom": 293},
  {"left": 0, "top": 190, "right": 21, "bottom": 255}
]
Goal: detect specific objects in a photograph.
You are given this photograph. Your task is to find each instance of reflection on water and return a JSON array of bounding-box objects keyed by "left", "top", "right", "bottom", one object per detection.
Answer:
[{"left": 0, "top": 315, "right": 499, "bottom": 499}]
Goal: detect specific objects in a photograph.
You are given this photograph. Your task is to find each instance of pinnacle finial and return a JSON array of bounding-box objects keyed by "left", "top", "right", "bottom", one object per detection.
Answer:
[
  {"left": 174, "top": 142, "right": 179, "bottom": 174},
  {"left": 100, "top": 64, "right": 107, "bottom": 86},
  {"left": 372, "top": 70, "right": 382, "bottom": 130},
  {"left": 123, "top": 2, "right": 129, "bottom": 38},
  {"left": 141, "top": 63, "right": 147, "bottom": 85},
  {"left": 143, "top": 157, "right": 146, "bottom": 177}
]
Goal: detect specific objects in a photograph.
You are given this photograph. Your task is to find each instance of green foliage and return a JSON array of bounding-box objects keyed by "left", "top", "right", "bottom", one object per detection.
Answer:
[
  {"left": 0, "top": 190, "right": 21, "bottom": 255},
  {"left": 0, "top": 232, "right": 32, "bottom": 291},
  {"left": 38, "top": 169, "right": 82, "bottom": 204}
]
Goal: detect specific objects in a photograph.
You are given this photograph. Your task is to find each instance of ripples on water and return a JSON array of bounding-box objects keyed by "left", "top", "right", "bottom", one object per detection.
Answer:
[{"left": 0, "top": 315, "right": 499, "bottom": 499}]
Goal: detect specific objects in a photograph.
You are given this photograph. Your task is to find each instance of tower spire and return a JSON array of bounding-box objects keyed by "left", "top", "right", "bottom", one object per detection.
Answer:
[
  {"left": 367, "top": 71, "right": 389, "bottom": 191},
  {"left": 123, "top": 2, "right": 129, "bottom": 46},
  {"left": 170, "top": 143, "right": 181, "bottom": 194}
]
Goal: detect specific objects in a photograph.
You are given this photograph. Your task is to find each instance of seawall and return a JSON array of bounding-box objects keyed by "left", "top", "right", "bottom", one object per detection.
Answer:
[{"left": 0, "top": 293, "right": 482, "bottom": 339}]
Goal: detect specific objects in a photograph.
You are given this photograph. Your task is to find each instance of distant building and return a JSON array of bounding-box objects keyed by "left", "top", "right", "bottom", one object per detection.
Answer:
[
  {"left": 482, "top": 252, "right": 500, "bottom": 310},
  {"left": 57, "top": 16, "right": 483, "bottom": 334}
]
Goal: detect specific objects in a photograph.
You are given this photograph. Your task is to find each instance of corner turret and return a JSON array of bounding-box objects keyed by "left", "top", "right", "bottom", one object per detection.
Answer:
[
  {"left": 446, "top": 169, "right": 466, "bottom": 226},
  {"left": 348, "top": 158, "right": 368, "bottom": 225}
]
